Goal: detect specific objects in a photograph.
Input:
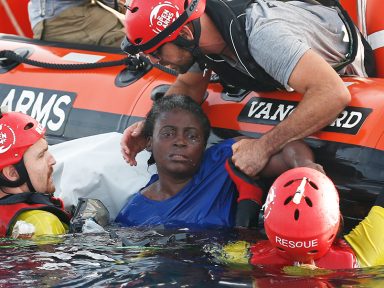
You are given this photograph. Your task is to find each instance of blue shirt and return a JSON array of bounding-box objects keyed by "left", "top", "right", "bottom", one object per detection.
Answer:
[{"left": 115, "top": 139, "right": 237, "bottom": 229}]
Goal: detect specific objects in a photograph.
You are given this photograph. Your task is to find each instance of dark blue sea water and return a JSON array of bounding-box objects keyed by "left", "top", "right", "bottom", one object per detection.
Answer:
[{"left": 1, "top": 227, "right": 384, "bottom": 287}]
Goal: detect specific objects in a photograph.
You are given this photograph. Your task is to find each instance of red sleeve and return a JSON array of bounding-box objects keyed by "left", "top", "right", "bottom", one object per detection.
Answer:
[{"left": 225, "top": 159, "right": 264, "bottom": 205}]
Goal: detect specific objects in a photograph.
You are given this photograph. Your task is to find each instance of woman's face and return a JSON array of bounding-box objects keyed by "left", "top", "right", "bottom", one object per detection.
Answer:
[{"left": 149, "top": 109, "right": 206, "bottom": 179}]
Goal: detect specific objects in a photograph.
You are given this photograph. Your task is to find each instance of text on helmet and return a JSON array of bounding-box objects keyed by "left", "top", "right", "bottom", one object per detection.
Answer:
[
  {"left": 275, "top": 236, "right": 318, "bottom": 249},
  {"left": 150, "top": 3, "right": 180, "bottom": 34}
]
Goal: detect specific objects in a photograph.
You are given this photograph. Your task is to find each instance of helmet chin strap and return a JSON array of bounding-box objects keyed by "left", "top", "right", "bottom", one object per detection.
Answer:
[
  {"left": 172, "top": 19, "right": 207, "bottom": 71},
  {"left": 14, "top": 160, "right": 36, "bottom": 193},
  {"left": 0, "top": 159, "right": 36, "bottom": 193}
]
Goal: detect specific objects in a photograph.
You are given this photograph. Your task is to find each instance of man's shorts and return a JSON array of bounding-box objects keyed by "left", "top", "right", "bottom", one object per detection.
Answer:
[{"left": 33, "top": 2, "right": 125, "bottom": 48}]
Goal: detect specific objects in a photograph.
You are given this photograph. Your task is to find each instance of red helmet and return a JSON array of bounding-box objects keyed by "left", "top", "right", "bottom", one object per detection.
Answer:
[
  {"left": 122, "top": 0, "right": 206, "bottom": 54},
  {"left": 0, "top": 110, "right": 45, "bottom": 170},
  {"left": 263, "top": 167, "right": 340, "bottom": 263}
]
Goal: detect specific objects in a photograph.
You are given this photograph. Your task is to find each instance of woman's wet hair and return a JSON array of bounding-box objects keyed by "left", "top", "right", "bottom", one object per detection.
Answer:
[
  {"left": 143, "top": 94, "right": 211, "bottom": 142},
  {"left": 143, "top": 95, "right": 211, "bottom": 166}
]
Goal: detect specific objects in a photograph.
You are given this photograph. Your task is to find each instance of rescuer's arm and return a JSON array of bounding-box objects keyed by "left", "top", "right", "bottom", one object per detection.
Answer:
[
  {"left": 232, "top": 50, "right": 350, "bottom": 177},
  {"left": 259, "top": 139, "right": 324, "bottom": 178},
  {"left": 165, "top": 69, "right": 211, "bottom": 103}
]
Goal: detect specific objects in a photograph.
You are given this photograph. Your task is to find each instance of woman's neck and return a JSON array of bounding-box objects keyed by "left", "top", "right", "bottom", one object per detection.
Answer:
[{"left": 142, "top": 175, "right": 191, "bottom": 201}]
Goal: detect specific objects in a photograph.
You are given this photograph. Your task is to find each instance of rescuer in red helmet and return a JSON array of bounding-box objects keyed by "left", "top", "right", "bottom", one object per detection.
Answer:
[
  {"left": 120, "top": 0, "right": 376, "bottom": 180},
  {"left": 217, "top": 167, "right": 384, "bottom": 269},
  {"left": 0, "top": 108, "right": 71, "bottom": 238},
  {"left": 258, "top": 167, "right": 350, "bottom": 268}
]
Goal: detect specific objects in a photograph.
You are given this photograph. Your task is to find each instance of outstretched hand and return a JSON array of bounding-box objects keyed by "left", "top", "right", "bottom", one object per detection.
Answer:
[{"left": 120, "top": 120, "right": 147, "bottom": 166}]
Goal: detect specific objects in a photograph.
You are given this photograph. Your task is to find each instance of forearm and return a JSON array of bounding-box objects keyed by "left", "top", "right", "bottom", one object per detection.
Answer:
[
  {"left": 230, "top": 50, "right": 349, "bottom": 178},
  {"left": 260, "top": 49, "right": 351, "bottom": 158},
  {"left": 281, "top": 140, "right": 315, "bottom": 168},
  {"left": 259, "top": 140, "right": 315, "bottom": 178},
  {"left": 165, "top": 70, "right": 211, "bottom": 104},
  {"left": 259, "top": 87, "right": 349, "bottom": 159}
]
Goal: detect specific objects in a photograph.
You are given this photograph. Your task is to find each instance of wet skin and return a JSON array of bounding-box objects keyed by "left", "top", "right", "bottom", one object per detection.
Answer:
[
  {"left": 24, "top": 138, "right": 56, "bottom": 194},
  {"left": 143, "top": 109, "right": 207, "bottom": 201},
  {"left": 149, "top": 109, "right": 206, "bottom": 179}
]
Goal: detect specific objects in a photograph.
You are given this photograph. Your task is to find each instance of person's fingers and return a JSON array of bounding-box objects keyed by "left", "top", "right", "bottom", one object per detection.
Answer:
[
  {"left": 127, "top": 158, "right": 137, "bottom": 166},
  {"left": 132, "top": 121, "right": 144, "bottom": 135},
  {"left": 120, "top": 128, "right": 132, "bottom": 152},
  {"left": 121, "top": 148, "right": 128, "bottom": 160},
  {"left": 120, "top": 125, "right": 138, "bottom": 157},
  {"left": 123, "top": 154, "right": 136, "bottom": 166},
  {"left": 121, "top": 126, "right": 131, "bottom": 140},
  {"left": 231, "top": 139, "right": 266, "bottom": 178},
  {"left": 232, "top": 142, "right": 239, "bottom": 153},
  {"left": 120, "top": 121, "right": 146, "bottom": 165},
  {"left": 127, "top": 149, "right": 137, "bottom": 165}
]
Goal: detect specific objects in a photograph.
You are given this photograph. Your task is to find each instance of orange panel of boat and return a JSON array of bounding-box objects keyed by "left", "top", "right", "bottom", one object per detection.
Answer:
[
  {"left": 204, "top": 77, "right": 384, "bottom": 149},
  {"left": 0, "top": 38, "right": 165, "bottom": 115},
  {"left": 1, "top": 37, "right": 384, "bottom": 150}
]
